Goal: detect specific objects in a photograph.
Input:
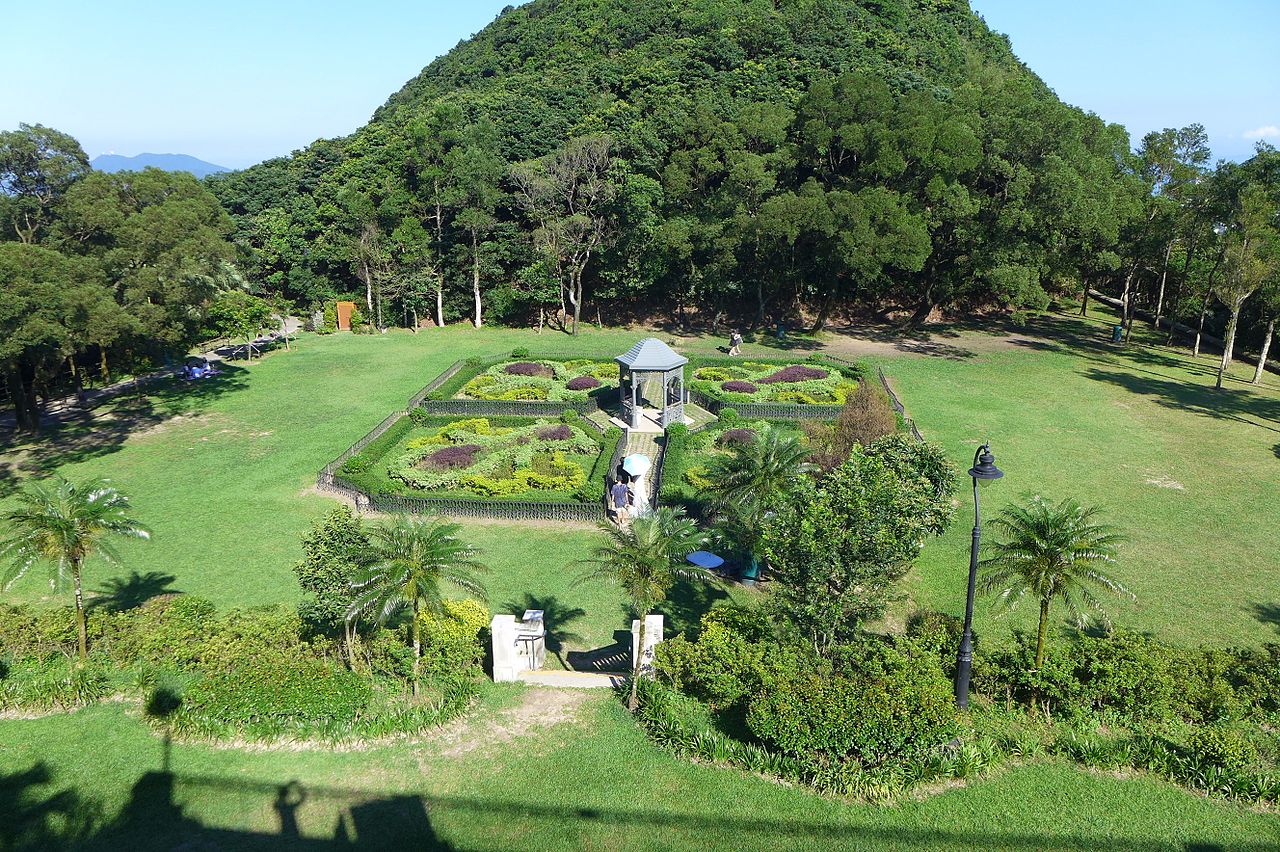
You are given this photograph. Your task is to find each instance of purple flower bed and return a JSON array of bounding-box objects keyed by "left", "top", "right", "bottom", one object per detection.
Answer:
[
  {"left": 504, "top": 361, "right": 552, "bottom": 377},
  {"left": 757, "top": 365, "right": 829, "bottom": 384},
  {"left": 536, "top": 424, "right": 573, "bottom": 441},
  {"left": 422, "top": 444, "right": 483, "bottom": 470},
  {"left": 718, "top": 428, "right": 758, "bottom": 446},
  {"left": 722, "top": 380, "right": 759, "bottom": 394},
  {"left": 566, "top": 375, "right": 601, "bottom": 391}
]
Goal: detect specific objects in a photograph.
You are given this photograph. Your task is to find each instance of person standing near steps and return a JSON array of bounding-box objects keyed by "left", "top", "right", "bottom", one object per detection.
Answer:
[{"left": 610, "top": 477, "right": 632, "bottom": 527}]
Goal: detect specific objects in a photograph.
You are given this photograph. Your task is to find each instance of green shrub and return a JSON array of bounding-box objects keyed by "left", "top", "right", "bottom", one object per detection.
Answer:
[
  {"left": 0, "top": 656, "right": 112, "bottom": 711},
  {"left": 510, "top": 347, "right": 531, "bottom": 358},
  {"left": 174, "top": 653, "right": 371, "bottom": 738},
  {"left": 718, "top": 407, "right": 740, "bottom": 423},
  {"left": 1188, "top": 724, "right": 1259, "bottom": 773},
  {"left": 417, "top": 599, "right": 490, "bottom": 680},
  {"left": 747, "top": 645, "right": 957, "bottom": 768}
]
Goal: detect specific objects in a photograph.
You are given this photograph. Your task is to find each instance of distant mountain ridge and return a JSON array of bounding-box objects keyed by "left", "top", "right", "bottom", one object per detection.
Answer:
[{"left": 91, "top": 152, "right": 229, "bottom": 178}]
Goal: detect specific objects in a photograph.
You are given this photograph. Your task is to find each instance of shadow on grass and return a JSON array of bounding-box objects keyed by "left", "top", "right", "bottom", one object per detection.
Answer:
[
  {"left": 0, "top": 366, "right": 250, "bottom": 485},
  {"left": 502, "top": 593, "right": 586, "bottom": 669},
  {"left": 1249, "top": 602, "right": 1280, "bottom": 633},
  {"left": 567, "top": 629, "right": 631, "bottom": 673},
  {"left": 1081, "top": 368, "right": 1280, "bottom": 434},
  {"left": 2, "top": 761, "right": 1268, "bottom": 851},
  {"left": 89, "top": 571, "right": 181, "bottom": 612}
]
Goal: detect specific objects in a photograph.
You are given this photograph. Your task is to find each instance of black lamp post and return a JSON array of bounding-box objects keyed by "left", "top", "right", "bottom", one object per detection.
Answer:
[{"left": 955, "top": 443, "right": 1003, "bottom": 709}]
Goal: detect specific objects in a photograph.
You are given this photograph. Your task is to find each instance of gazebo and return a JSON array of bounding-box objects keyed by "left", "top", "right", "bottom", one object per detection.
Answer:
[{"left": 616, "top": 338, "right": 688, "bottom": 430}]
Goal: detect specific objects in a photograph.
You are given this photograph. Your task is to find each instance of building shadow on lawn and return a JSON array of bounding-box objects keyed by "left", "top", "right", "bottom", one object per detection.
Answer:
[
  {"left": 2, "top": 762, "right": 1266, "bottom": 852},
  {"left": 1081, "top": 367, "right": 1280, "bottom": 434},
  {"left": 88, "top": 571, "right": 181, "bottom": 612},
  {"left": 0, "top": 366, "right": 250, "bottom": 483}
]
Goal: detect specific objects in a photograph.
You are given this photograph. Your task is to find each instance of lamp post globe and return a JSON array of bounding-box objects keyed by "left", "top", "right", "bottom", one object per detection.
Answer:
[{"left": 955, "top": 442, "right": 1002, "bottom": 709}]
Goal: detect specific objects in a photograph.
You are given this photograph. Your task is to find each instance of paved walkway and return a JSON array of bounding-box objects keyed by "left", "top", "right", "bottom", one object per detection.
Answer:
[
  {"left": 518, "top": 669, "right": 627, "bottom": 689},
  {"left": 621, "top": 430, "right": 664, "bottom": 503}
]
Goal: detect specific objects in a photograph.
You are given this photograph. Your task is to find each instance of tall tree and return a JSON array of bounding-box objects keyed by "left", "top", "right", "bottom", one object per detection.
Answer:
[
  {"left": 761, "top": 448, "right": 952, "bottom": 655},
  {"left": 0, "top": 476, "right": 150, "bottom": 660},
  {"left": 0, "top": 124, "right": 89, "bottom": 244},
  {"left": 978, "top": 495, "right": 1131, "bottom": 670},
  {"left": 1214, "top": 184, "right": 1279, "bottom": 389},
  {"left": 346, "top": 516, "right": 487, "bottom": 696},
  {"left": 577, "top": 506, "right": 713, "bottom": 710},
  {"left": 446, "top": 117, "right": 507, "bottom": 328},
  {"left": 513, "top": 135, "right": 618, "bottom": 334}
]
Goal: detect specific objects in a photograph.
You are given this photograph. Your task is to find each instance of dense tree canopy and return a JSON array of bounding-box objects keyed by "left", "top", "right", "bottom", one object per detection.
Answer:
[{"left": 206, "top": 0, "right": 1155, "bottom": 333}]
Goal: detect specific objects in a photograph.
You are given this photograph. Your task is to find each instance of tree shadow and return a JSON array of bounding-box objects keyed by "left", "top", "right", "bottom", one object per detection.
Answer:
[
  {"left": 502, "top": 593, "right": 586, "bottom": 669},
  {"left": 661, "top": 576, "right": 732, "bottom": 637},
  {"left": 1249, "top": 602, "right": 1280, "bottom": 633},
  {"left": 89, "top": 571, "right": 181, "bottom": 612},
  {"left": 0, "top": 365, "right": 250, "bottom": 480},
  {"left": 1081, "top": 367, "right": 1280, "bottom": 434},
  {"left": 0, "top": 764, "right": 104, "bottom": 852}
]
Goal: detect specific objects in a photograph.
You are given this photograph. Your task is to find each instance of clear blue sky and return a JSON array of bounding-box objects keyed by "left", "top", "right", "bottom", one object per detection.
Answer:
[{"left": 3, "top": 1, "right": 1275, "bottom": 169}]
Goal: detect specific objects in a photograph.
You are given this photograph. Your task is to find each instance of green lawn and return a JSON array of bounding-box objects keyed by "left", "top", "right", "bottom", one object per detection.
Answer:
[
  {"left": 3, "top": 696, "right": 1278, "bottom": 851},
  {"left": 3, "top": 317, "right": 1280, "bottom": 846},
  {"left": 882, "top": 307, "right": 1280, "bottom": 647}
]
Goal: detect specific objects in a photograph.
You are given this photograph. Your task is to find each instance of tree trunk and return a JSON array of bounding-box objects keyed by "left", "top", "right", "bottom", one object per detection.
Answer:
[
  {"left": 435, "top": 274, "right": 445, "bottom": 329},
  {"left": 629, "top": 612, "right": 647, "bottom": 711},
  {"left": 471, "top": 233, "right": 483, "bottom": 329},
  {"left": 1193, "top": 291, "right": 1212, "bottom": 358},
  {"left": 1216, "top": 304, "right": 1241, "bottom": 390},
  {"left": 344, "top": 621, "right": 357, "bottom": 670},
  {"left": 1034, "top": 599, "right": 1050, "bottom": 670},
  {"left": 411, "top": 600, "right": 421, "bottom": 698},
  {"left": 1153, "top": 240, "right": 1173, "bottom": 328},
  {"left": 1166, "top": 236, "right": 1199, "bottom": 344},
  {"left": 7, "top": 370, "right": 33, "bottom": 432},
  {"left": 72, "top": 558, "right": 88, "bottom": 662},
  {"left": 1079, "top": 280, "right": 1090, "bottom": 316},
  {"left": 1254, "top": 318, "right": 1275, "bottom": 385},
  {"left": 99, "top": 347, "right": 110, "bottom": 385}
]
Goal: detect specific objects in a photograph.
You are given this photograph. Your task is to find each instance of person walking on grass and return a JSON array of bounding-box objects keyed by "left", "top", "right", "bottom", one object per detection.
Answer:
[
  {"left": 610, "top": 477, "right": 632, "bottom": 527},
  {"left": 728, "top": 330, "right": 743, "bottom": 357}
]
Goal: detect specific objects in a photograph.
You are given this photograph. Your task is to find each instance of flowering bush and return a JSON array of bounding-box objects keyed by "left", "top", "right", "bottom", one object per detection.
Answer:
[
  {"left": 536, "top": 424, "right": 573, "bottom": 440},
  {"left": 717, "top": 428, "right": 758, "bottom": 446},
  {"left": 504, "top": 361, "right": 552, "bottom": 377},
  {"left": 691, "top": 360, "right": 858, "bottom": 404},
  {"left": 421, "top": 444, "right": 482, "bottom": 470},
  {"left": 721, "top": 380, "right": 759, "bottom": 394},
  {"left": 758, "top": 365, "right": 829, "bottom": 384},
  {"left": 461, "top": 359, "right": 616, "bottom": 402},
  {"left": 391, "top": 417, "right": 600, "bottom": 496}
]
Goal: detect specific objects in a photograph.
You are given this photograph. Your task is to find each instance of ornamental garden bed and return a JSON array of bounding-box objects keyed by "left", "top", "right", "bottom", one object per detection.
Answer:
[
  {"left": 687, "top": 357, "right": 860, "bottom": 405},
  {"left": 338, "top": 413, "right": 621, "bottom": 504},
  {"left": 660, "top": 415, "right": 805, "bottom": 512}
]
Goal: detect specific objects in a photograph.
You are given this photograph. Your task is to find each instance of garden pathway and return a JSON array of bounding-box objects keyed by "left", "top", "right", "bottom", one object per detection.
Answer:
[{"left": 621, "top": 429, "right": 664, "bottom": 504}]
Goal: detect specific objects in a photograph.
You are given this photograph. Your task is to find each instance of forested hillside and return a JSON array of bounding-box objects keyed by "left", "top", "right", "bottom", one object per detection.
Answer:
[{"left": 207, "top": 0, "right": 1142, "bottom": 331}]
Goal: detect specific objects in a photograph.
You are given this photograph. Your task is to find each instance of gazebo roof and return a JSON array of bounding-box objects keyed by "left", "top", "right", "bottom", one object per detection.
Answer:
[{"left": 616, "top": 337, "right": 688, "bottom": 372}]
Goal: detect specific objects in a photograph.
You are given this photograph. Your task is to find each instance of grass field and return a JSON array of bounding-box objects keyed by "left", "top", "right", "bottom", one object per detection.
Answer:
[
  {"left": 4, "top": 694, "right": 1279, "bottom": 851},
  {"left": 3, "top": 314, "right": 1279, "bottom": 847}
]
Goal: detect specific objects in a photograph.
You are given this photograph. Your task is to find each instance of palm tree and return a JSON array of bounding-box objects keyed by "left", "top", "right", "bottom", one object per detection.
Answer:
[
  {"left": 0, "top": 476, "right": 150, "bottom": 661},
  {"left": 978, "top": 495, "right": 1133, "bottom": 670},
  {"left": 578, "top": 506, "right": 714, "bottom": 709},
  {"left": 702, "top": 426, "right": 814, "bottom": 576},
  {"left": 347, "top": 516, "right": 486, "bottom": 696},
  {"left": 702, "top": 425, "right": 815, "bottom": 514}
]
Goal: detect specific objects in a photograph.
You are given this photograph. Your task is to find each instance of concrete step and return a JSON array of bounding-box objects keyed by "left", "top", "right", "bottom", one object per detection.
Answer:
[{"left": 517, "top": 670, "right": 628, "bottom": 689}]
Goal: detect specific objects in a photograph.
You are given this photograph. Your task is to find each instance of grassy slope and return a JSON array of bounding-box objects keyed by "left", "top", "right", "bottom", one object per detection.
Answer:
[
  {"left": 3, "top": 697, "right": 1278, "bottom": 851},
  {"left": 3, "top": 318, "right": 1280, "bottom": 846},
  {"left": 886, "top": 307, "right": 1280, "bottom": 647}
]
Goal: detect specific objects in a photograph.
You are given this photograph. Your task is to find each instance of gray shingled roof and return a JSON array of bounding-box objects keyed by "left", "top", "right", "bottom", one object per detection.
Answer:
[{"left": 615, "top": 337, "right": 688, "bottom": 371}]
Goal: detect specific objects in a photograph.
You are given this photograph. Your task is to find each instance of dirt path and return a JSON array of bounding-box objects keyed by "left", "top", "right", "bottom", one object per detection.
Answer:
[{"left": 422, "top": 687, "right": 592, "bottom": 760}]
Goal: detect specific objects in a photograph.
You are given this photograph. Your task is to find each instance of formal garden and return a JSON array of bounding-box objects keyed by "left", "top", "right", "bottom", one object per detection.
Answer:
[{"left": 2, "top": 316, "right": 1279, "bottom": 849}]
